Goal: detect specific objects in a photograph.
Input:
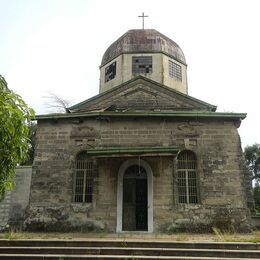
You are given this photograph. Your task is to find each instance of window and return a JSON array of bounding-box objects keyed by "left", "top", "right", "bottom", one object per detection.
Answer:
[
  {"left": 74, "top": 152, "right": 96, "bottom": 203},
  {"left": 169, "top": 60, "right": 182, "bottom": 81},
  {"left": 105, "top": 61, "right": 116, "bottom": 82},
  {"left": 177, "top": 150, "right": 198, "bottom": 204},
  {"left": 132, "top": 56, "right": 152, "bottom": 74}
]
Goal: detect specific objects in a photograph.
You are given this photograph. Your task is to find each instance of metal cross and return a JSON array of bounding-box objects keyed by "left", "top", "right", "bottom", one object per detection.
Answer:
[{"left": 138, "top": 12, "right": 148, "bottom": 29}]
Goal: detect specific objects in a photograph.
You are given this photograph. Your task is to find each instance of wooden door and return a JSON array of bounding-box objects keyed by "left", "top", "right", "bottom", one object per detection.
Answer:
[{"left": 122, "top": 165, "right": 148, "bottom": 231}]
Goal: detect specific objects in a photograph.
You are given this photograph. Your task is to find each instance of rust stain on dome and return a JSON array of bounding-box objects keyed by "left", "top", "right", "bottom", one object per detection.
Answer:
[{"left": 101, "top": 29, "right": 186, "bottom": 66}]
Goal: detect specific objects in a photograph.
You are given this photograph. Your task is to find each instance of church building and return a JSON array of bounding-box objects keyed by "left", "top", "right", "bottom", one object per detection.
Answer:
[{"left": 25, "top": 29, "right": 254, "bottom": 232}]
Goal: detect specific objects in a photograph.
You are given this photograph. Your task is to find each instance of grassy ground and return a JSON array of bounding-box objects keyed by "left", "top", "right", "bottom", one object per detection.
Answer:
[{"left": 1, "top": 230, "right": 260, "bottom": 243}]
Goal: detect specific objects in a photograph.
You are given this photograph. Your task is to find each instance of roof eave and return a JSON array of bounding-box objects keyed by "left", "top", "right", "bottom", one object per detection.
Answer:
[{"left": 35, "top": 111, "right": 247, "bottom": 120}]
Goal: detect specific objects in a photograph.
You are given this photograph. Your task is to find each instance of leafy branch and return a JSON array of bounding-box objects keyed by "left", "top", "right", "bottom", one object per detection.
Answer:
[{"left": 0, "top": 75, "right": 35, "bottom": 200}]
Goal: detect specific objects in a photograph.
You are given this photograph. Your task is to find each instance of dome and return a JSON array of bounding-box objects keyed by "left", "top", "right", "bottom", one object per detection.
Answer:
[{"left": 101, "top": 29, "right": 186, "bottom": 66}]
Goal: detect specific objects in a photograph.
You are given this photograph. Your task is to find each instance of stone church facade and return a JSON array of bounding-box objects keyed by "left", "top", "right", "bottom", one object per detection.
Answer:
[{"left": 24, "top": 29, "right": 254, "bottom": 232}]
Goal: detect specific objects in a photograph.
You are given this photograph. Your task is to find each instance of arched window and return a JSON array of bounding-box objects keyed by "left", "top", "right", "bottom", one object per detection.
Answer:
[
  {"left": 74, "top": 152, "right": 96, "bottom": 203},
  {"left": 177, "top": 150, "right": 198, "bottom": 204}
]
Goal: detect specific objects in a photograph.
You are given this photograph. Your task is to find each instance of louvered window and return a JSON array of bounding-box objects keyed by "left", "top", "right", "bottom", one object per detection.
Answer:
[
  {"left": 177, "top": 150, "right": 198, "bottom": 204},
  {"left": 74, "top": 152, "right": 95, "bottom": 203}
]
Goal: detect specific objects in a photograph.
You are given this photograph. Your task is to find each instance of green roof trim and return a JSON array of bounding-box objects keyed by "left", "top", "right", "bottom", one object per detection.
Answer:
[
  {"left": 87, "top": 146, "right": 179, "bottom": 156},
  {"left": 35, "top": 111, "right": 247, "bottom": 120},
  {"left": 68, "top": 75, "right": 217, "bottom": 111}
]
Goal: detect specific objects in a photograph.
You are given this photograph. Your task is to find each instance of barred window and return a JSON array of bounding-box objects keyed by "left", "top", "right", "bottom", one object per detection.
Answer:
[
  {"left": 177, "top": 150, "right": 198, "bottom": 204},
  {"left": 74, "top": 152, "right": 95, "bottom": 203},
  {"left": 169, "top": 60, "right": 182, "bottom": 81},
  {"left": 132, "top": 56, "right": 152, "bottom": 74}
]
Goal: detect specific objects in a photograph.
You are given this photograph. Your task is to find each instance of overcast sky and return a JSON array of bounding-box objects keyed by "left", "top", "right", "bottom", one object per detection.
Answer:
[{"left": 0, "top": 0, "right": 259, "bottom": 147}]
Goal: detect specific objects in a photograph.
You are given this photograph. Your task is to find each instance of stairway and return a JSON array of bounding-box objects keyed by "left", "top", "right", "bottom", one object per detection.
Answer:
[{"left": 0, "top": 239, "right": 259, "bottom": 259}]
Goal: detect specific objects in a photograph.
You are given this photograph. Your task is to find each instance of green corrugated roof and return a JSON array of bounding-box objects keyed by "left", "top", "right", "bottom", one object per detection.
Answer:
[{"left": 87, "top": 146, "right": 179, "bottom": 156}]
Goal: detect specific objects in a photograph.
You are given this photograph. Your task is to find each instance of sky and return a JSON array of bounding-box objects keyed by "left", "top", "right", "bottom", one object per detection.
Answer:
[{"left": 0, "top": 0, "right": 259, "bottom": 147}]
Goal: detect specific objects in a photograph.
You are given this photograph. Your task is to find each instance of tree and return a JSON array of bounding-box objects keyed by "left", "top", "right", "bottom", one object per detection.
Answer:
[
  {"left": 43, "top": 92, "right": 71, "bottom": 113},
  {"left": 0, "top": 75, "right": 34, "bottom": 200},
  {"left": 244, "top": 143, "right": 260, "bottom": 184},
  {"left": 253, "top": 185, "right": 260, "bottom": 214},
  {"left": 20, "top": 121, "right": 37, "bottom": 166}
]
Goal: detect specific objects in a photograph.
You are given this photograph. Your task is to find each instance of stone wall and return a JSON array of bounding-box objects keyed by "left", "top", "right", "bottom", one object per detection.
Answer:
[
  {"left": 25, "top": 116, "right": 253, "bottom": 232},
  {"left": 0, "top": 190, "right": 11, "bottom": 228},
  {"left": 0, "top": 166, "right": 32, "bottom": 230}
]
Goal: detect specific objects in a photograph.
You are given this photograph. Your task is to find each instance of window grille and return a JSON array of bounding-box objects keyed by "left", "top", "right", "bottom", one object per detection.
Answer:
[
  {"left": 132, "top": 56, "right": 152, "bottom": 73},
  {"left": 169, "top": 60, "right": 182, "bottom": 81},
  {"left": 74, "top": 152, "right": 95, "bottom": 203},
  {"left": 177, "top": 150, "right": 198, "bottom": 204},
  {"left": 105, "top": 61, "right": 116, "bottom": 82}
]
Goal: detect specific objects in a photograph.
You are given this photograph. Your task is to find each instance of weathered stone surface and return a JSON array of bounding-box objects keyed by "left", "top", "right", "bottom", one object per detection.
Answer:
[
  {"left": 24, "top": 115, "right": 254, "bottom": 232},
  {"left": 24, "top": 205, "right": 106, "bottom": 232},
  {"left": 159, "top": 206, "right": 252, "bottom": 233}
]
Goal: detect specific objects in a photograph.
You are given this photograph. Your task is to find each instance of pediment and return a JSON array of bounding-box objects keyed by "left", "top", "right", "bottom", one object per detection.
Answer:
[
  {"left": 70, "top": 76, "right": 216, "bottom": 112},
  {"left": 124, "top": 87, "right": 157, "bottom": 98}
]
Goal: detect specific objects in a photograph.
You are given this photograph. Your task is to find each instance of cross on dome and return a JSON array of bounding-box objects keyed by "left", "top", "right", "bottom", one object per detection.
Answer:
[{"left": 138, "top": 12, "right": 148, "bottom": 29}]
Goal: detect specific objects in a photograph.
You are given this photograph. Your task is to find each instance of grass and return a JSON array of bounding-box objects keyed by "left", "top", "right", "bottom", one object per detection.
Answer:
[
  {"left": 1, "top": 230, "right": 260, "bottom": 242},
  {"left": 212, "top": 228, "right": 260, "bottom": 243}
]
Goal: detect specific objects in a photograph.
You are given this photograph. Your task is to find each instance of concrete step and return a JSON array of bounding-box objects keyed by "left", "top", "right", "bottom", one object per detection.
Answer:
[
  {"left": 0, "top": 247, "right": 260, "bottom": 258},
  {"left": 0, "top": 239, "right": 259, "bottom": 250},
  {"left": 0, "top": 239, "right": 260, "bottom": 259},
  {"left": 0, "top": 255, "right": 257, "bottom": 260}
]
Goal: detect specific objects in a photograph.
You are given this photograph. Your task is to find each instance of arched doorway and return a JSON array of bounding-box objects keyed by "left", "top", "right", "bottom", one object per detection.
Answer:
[{"left": 117, "top": 159, "right": 153, "bottom": 232}]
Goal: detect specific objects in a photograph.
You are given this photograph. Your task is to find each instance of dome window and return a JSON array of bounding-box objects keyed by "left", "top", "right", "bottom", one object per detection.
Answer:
[
  {"left": 105, "top": 61, "right": 117, "bottom": 83},
  {"left": 132, "top": 56, "right": 152, "bottom": 74},
  {"left": 169, "top": 60, "right": 182, "bottom": 81}
]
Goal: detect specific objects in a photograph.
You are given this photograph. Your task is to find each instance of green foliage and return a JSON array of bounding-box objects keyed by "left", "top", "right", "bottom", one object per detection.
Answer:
[
  {"left": 253, "top": 185, "right": 260, "bottom": 215},
  {"left": 20, "top": 121, "right": 37, "bottom": 166},
  {"left": 212, "top": 227, "right": 229, "bottom": 241},
  {"left": 0, "top": 75, "right": 35, "bottom": 200},
  {"left": 244, "top": 143, "right": 260, "bottom": 184}
]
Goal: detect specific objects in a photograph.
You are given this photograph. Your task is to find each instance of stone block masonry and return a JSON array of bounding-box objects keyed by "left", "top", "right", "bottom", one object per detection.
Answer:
[
  {"left": 0, "top": 191, "right": 11, "bottom": 228},
  {"left": 0, "top": 166, "right": 32, "bottom": 230},
  {"left": 24, "top": 116, "right": 254, "bottom": 232}
]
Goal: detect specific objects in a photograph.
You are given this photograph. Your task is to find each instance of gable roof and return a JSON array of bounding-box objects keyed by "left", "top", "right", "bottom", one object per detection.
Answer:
[{"left": 69, "top": 76, "right": 217, "bottom": 113}]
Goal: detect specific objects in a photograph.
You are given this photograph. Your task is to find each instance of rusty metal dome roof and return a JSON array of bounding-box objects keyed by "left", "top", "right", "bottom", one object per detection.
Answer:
[{"left": 101, "top": 29, "right": 186, "bottom": 66}]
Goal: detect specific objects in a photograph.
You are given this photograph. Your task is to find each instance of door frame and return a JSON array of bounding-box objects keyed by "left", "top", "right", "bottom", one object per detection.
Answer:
[{"left": 117, "top": 158, "right": 153, "bottom": 232}]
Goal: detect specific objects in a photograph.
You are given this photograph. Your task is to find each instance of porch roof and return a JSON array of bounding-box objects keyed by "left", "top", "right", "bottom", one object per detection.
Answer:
[{"left": 87, "top": 146, "right": 179, "bottom": 157}]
